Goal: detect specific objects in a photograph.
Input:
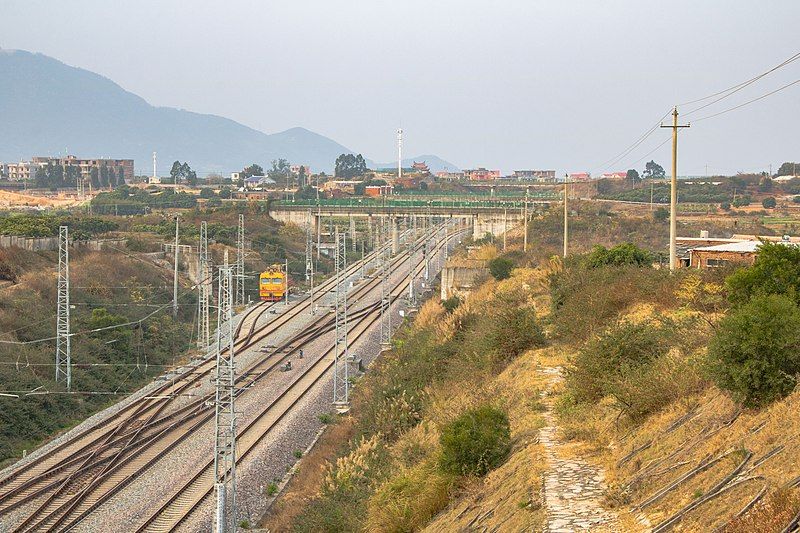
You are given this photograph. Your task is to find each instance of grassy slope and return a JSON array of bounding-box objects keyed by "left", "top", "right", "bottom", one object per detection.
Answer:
[{"left": 0, "top": 204, "right": 315, "bottom": 467}]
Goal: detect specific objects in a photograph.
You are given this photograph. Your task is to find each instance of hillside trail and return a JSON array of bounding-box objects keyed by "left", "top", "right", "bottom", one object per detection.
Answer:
[{"left": 538, "top": 365, "right": 622, "bottom": 533}]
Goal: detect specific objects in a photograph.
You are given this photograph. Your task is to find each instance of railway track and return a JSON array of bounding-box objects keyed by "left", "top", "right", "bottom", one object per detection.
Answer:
[
  {"left": 135, "top": 226, "right": 462, "bottom": 533},
  {"left": 0, "top": 223, "right": 463, "bottom": 532},
  {"left": 0, "top": 237, "right": 387, "bottom": 502}
]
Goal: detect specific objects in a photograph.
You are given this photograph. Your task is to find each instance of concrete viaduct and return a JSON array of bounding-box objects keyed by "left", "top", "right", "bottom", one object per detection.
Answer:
[{"left": 268, "top": 201, "right": 551, "bottom": 240}]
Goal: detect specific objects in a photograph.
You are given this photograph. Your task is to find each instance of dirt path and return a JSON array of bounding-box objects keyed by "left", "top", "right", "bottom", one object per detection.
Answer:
[{"left": 538, "top": 365, "right": 621, "bottom": 532}]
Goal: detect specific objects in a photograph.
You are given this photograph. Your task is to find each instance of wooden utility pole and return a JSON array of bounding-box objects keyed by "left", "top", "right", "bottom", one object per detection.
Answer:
[
  {"left": 563, "top": 178, "right": 568, "bottom": 258},
  {"left": 661, "top": 107, "right": 690, "bottom": 272},
  {"left": 523, "top": 191, "right": 529, "bottom": 252}
]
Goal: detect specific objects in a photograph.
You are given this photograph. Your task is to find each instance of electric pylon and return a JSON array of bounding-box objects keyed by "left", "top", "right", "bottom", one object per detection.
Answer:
[
  {"left": 379, "top": 219, "right": 392, "bottom": 346},
  {"left": 305, "top": 210, "right": 315, "bottom": 315},
  {"left": 333, "top": 229, "right": 349, "bottom": 407},
  {"left": 235, "top": 214, "right": 245, "bottom": 306},
  {"left": 198, "top": 221, "right": 212, "bottom": 352},
  {"left": 56, "top": 226, "right": 71, "bottom": 390},
  {"left": 407, "top": 216, "right": 417, "bottom": 307},
  {"left": 213, "top": 264, "right": 237, "bottom": 533}
]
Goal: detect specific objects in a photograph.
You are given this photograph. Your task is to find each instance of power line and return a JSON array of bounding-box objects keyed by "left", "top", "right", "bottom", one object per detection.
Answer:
[
  {"left": 597, "top": 110, "right": 672, "bottom": 171},
  {"left": 692, "top": 78, "right": 800, "bottom": 123},
  {"left": 680, "top": 50, "right": 800, "bottom": 109}
]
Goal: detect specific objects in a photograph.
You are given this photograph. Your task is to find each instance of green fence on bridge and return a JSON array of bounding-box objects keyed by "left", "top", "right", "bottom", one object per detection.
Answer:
[{"left": 274, "top": 194, "right": 559, "bottom": 210}]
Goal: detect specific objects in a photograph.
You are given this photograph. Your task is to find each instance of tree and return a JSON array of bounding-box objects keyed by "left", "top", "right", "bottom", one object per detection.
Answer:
[
  {"left": 488, "top": 257, "right": 514, "bottom": 280},
  {"left": 726, "top": 241, "right": 800, "bottom": 306},
  {"left": 586, "top": 243, "right": 652, "bottom": 268},
  {"left": 626, "top": 169, "right": 640, "bottom": 184},
  {"left": 762, "top": 196, "right": 777, "bottom": 209},
  {"left": 642, "top": 160, "right": 665, "bottom": 179},
  {"left": 707, "top": 294, "right": 800, "bottom": 407},
  {"left": 99, "top": 166, "right": 110, "bottom": 188},
  {"left": 297, "top": 165, "right": 307, "bottom": 188},
  {"left": 268, "top": 159, "right": 291, "bottom": 187},
  {"left": 170, "top": 161, "right": 197, "bottom": 186},
  {"left": 242, "top": 164, "right": 264, "bottom": 178},
  {"left": 334, "top": 153, "right": 368, "bottom": 178},
  {"left": 90, "top": 168, "right": 100, "bottom": 190},
  {"left": 777, "top": 162, "right": 799, "bottom": 177},
  {"left": 653, "top": 207, "right": 669, "bottom": 221}
]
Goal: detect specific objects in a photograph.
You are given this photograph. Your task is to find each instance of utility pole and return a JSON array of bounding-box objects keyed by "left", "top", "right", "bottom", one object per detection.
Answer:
[
  {"left": 235, "top": 214, "right": 245, "bottom": 306},
  {"left": 213, "top": 264, "right": 237, "bottom": 533},
  {"left": 198, "top": 221, "right": 211, "bottom": 352},
  {"left": 173, "top": 216, "right": 179, "bottom": 318},
  {"left": 563, "top": 178, "right": 568, "bottom": 258},
  {"left": 397, "top": 128, "right": 403, "bottom": 180},
  {"left": 523, "top": 192, "right": 529, "bottom": 252},
  {"left": 56, "top": 226, "right": 71, "bottom": 390},
  {"left": 502, "top": 207, "right": 507, "bottom": 251},
  {"left": 333, "top": 229, "right": 350, "bottom": 408},
  {"left": 316, "top": 205, "right": 321, "bottom": 261},
  {"left": 349, "top": 214, "right": 356, "bottom": 252},
  {"left": 661, "top": 107, "right": 690, "bottom": 272},
  {"left": 284, "top": 258, "right": 289, "bottom": 308},
  {"left": 305, "top": 210, "right": 315, "bottom": 315}
]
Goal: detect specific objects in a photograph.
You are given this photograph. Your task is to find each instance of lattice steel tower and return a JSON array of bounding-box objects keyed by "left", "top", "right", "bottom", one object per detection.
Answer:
[
  {"left": 56, "top": 226, "right": 71, "bottom": 390},
  {"left": 333, "top": 229, "right": 350, "bottom": 407},
  {"left": 379, "top": 218, "right": 392, "bottom": 345},
  {"left": 213, "top": 264, "right": 237, "bottom": 533},
  {"left": 198, "top": 221, "right": 212, "bottom": 352},
  {"left": 305, "top": 210, "right": 315, "bottom": 315},
  {"left": 235, "top": 214, "right": 245, "bottom": 306},
  {"left": 407, "top": 216, "right": 417, "bottom": 307}
]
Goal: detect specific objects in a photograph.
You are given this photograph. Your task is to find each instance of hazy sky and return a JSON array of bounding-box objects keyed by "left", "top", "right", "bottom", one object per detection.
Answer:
[{"left": 2, "top": 0, "right": 799, "bottom": 175}]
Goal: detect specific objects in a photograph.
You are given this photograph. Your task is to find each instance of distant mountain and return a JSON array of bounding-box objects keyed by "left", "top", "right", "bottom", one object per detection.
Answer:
[
  {"left": 0, "top": 49, "right": 454, "bottom": 176},
  {"left": 370, "top": 155, "right": 460, "bottom": 174}
]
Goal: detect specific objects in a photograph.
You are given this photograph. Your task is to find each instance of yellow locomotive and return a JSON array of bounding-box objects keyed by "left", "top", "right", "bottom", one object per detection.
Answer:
[{"left": 259, "top": 264, "right": 286, "bottom": 302}]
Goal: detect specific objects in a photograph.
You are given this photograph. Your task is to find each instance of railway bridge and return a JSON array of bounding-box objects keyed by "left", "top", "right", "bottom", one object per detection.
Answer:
[{"left": 269, "top": 198, "right": 551, "bottom": 240}]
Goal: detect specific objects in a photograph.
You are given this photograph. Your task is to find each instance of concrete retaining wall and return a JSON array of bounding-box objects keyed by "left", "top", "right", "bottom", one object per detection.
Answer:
[
  {"left": 0, "top": 236, "right": 127, "bottom": 252},
  {"left": 440, "top": 260, "right": 489, "bottom": 300}
]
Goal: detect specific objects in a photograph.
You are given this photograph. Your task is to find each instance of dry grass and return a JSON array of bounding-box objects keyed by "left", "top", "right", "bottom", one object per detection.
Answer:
[
  {"left": 423, "top": 346, "right": 549, "bottom": 532},
  {"left": 259, "top": 416, "right": 356, "bottom": 531}
]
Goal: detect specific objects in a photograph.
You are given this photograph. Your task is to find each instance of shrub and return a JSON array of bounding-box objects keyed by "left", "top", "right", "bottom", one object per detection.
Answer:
[
  {"left": 566, "top": 319, "right": 672, "bottom": 404},
  {"left": 762, "top": 196, "right": 777, "bottom": 209},
  {"left": 586, "top": 243, "right": 652, "bottom": 268},
  {"left": 488, "top": 257, "right": 514, "bottom": 280},
  {"left": 725, "top": 241, "right": 800, "bottom": 306},
  {"left": 721, "top": 202, "right": 731, "bottom": 210},
  {"left": 793, "top": 196, "right": 800, "bottom": 204},
  {"left": 732, "top": 196, "right": 751, "bottom": 207},
  {"left": 441, "top": 295, "right": 461, "bottom": 313},
  {"left": 550, "top": 265, "right": 679, "bottom": 342},
  {"left": 439, "top": 404, "right": 511, "bottom": 476},
  {"left": 707, "top": 294, "right": 800, "bottom": 407},
  {"left": 488, "top": 305, "right": 545, "bottom": 368},
  {"left": 653, "top": 207, "right": 669, "bottom": 222}
]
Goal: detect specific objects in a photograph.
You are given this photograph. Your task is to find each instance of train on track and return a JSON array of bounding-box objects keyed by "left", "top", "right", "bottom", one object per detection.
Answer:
[{"left": 259, "top": 264, "right": 286, "bottom": 301}]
